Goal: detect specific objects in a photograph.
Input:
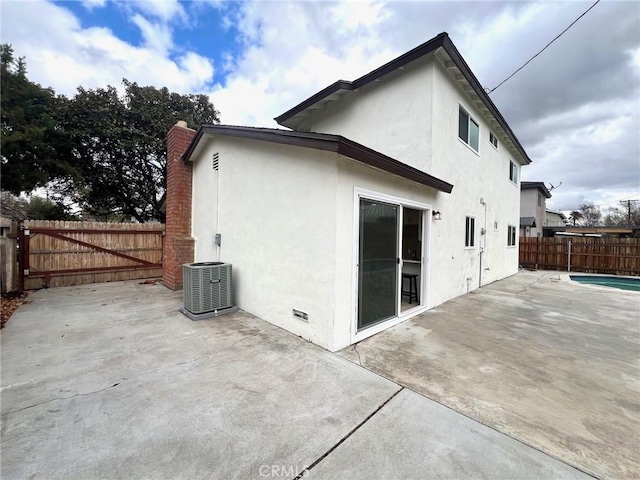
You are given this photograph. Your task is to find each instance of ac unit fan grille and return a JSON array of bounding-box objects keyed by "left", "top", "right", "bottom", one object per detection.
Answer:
[{"left": 183, "top": 262, "right": 233, "bottom": 314}]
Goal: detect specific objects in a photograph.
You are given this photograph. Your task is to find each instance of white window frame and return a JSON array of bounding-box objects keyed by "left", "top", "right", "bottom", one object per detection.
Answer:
[
  {"left": 351, "top": 188, "right": 433, "bottom": 345},
  {"left": 490, "top": 131, "right": 498, "bottom": 149},
  {"left": 509, "top": 160, "right": 519, "bottom": 185},
  {"left": 508, "top": 225, "right": 517, "bottom": 247},
  {"left": 465, "top": 216, "right": 476, "bottom": 248},
  {"left": 458, "top": 105, "right": 480, "bottom": 153}
]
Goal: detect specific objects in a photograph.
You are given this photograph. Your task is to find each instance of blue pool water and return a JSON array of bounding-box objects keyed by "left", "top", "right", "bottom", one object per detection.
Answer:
[{"left": 570, "top": 275, "right": 640, "bottom": 292}]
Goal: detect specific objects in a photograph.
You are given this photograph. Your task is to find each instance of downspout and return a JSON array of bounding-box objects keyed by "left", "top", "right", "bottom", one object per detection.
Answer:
[{"left": 479, "top": 198, "right": 487, "bottom": 288}]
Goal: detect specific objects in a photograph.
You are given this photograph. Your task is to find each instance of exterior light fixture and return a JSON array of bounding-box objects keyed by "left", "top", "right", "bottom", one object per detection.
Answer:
[{"left": 432, "top": 210, "right": 442, "bottom": 221}]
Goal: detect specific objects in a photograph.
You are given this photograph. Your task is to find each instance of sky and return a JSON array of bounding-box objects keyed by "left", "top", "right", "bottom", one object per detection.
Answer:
[{"left": 1, "top": 0, "right": 639, "bottom": 213}]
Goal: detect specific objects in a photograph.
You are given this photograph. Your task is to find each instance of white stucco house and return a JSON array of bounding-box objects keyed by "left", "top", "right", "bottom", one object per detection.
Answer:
[
  {"left": 164, "top": 32, "right": 532, "bottom": 352},
  {"left": 520, "top": 182, "right": 552, "bottom": 238}
]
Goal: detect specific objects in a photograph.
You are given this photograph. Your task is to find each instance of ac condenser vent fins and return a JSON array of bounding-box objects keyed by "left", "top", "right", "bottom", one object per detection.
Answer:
[{"left": 183, "top": 262, "right": 232, "bottom": 314}]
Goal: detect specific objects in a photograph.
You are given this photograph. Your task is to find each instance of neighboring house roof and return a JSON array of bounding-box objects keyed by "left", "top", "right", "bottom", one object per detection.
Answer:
[
  {"left": 183, "top": 125, "right": 454, "bottom": 194},
  {"left": 520, "top": 217, "right": 537, "bottom": 227},
  {"left": 546, "top": 209, "right": 567, "bottom": 220},
  {"left": 521, "top": 181, "right": 552, "bottom": 198},
  {"left": 274, "top": 32, "right": 532, "bottom": 166}
]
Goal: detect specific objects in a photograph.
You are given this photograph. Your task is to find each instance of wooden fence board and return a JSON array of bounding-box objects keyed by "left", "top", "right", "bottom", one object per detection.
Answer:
[
  {"left": 21, "top": 220, "right": 164, "bottom": 289},
  {"left": 519, "top": 237, "right": 640, "bottom": 275}
]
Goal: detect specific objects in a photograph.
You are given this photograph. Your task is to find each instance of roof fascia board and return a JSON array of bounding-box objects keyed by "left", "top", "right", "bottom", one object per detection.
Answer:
[
  {"left": 439, "top": 37, "right": 531, "bottom": 164},
  {"left": 274, "top": 33, "right": 447, "bottom": 127},
  {"left": 181, "top": 126, "right": 453, "bottom": 194},
  {"left": 337, "top": 139, "right": 453, "bottom": 193},
  {"left": 274, "top": 33, "right": 531, "bottom": 165}
]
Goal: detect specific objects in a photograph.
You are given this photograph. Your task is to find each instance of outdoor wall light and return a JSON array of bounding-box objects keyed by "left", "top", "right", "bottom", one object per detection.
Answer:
[{"left": 432, "top": 210, "right": 442, "bottom": 220}]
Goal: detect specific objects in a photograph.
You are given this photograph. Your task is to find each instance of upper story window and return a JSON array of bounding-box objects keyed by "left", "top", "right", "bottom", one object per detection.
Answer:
[
  {"left": 538, "top": 193, "right": 543, "bottom": 206},
  {"left": 509, "top": 160, "right": 518, "bottom": 185},
  {"left": 490, "top": 132, "right": 498, "bottom": 149},
  {"left": 465, "top": 216, "right": 475, "bottom": 248},
  {"left": 458, "top": 106, "right": 479, "bottom": 152}
]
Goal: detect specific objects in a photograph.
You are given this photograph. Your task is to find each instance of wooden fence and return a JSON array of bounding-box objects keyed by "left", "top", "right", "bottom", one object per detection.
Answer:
[
  {"left": 20, "top": 220, "right": 164, "bottom": 290},
  {"left": 519, "top": 237, "right": 640, "bottom": 276}
]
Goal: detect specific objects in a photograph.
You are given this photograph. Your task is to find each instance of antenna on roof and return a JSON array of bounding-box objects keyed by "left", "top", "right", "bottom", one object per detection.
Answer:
[{"left": 548, "top": 182, "right": 562, "bottom": 191}]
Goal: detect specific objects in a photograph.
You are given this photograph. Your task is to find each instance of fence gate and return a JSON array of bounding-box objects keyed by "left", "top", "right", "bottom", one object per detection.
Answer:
[{"left": 19, "top": 220, "right": 164, "bottom": 290}]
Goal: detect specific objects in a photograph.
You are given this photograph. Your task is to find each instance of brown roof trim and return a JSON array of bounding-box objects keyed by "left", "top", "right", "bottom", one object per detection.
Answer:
[
  {"left": 182, "top": 125, "right": 453, "bottom": 194},
  {"left": 274, "top": 32, "right": 531, "bottom": 165},
  {"left": 521, "top": 181, "right": 551, "bottom": 198}
]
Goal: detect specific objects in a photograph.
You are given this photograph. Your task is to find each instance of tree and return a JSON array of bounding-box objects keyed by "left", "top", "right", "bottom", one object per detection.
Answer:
[
  {"left": 1, "top": 44, "right": 77, "bottom": 194},
  {"left": 603, "top": 200, "right": 640, "bottom": 227},
  {"left": 568, "top": 210, "right": 583, "bottom": 226},
  {"left": 578, "top": 203, "right": 601, "bottom": 227},
  {"left": 0, "top": 191, "right": 77, "bottom": 221},
  {"left": 59, "top": 80, "right": 220, "bottom": 222}
]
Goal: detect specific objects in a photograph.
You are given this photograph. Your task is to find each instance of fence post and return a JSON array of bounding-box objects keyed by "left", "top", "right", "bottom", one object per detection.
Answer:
[{"left": 567, "top": 240, "right": 572, "bottom": 272}]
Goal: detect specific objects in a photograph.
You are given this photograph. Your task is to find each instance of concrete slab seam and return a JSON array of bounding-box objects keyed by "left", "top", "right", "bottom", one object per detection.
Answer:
[
  {"left": 293, "top": 387, "right": 404, "bottom": 480},
  {"left": 365, "top": 379, "right": 600, "bottom": 480},
  {"left": 516, "top": 272, "right": 546, "bottom": 295}
]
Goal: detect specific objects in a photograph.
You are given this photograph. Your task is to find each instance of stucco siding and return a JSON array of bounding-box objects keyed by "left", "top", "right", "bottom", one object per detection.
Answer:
[
  {"left": 308, "top": 60, "right": 434, "bottom": 173},
  {"left": 190, "top": 137, "right": 339, "bottom": 349},
  {"left": 429, "top": 61, "right": 520, "bottom": 295},
  {"left": 333, "top": 157, "right": 439, "bottom": 351}
]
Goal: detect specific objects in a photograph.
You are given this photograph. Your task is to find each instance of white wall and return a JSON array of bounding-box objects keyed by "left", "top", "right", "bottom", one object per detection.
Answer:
[
  {"left": 309, "top": 59, "right": 434, "bottom": 173},
  {"left": 429, "top": 61, "right": 521, "bottom": 298},
  {"left": 190, "top": 52, "right": 525, "bottom": 352},
  {"left": 332, "top": 157, "right": 439, "bottom": 350},
  {"left": 191, "top": 136, "right": 340, "bottom": 349}
]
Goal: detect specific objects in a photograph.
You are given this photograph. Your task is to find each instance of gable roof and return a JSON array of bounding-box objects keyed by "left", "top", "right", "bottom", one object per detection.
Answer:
[
  {"left": 275, "top": 32, "right": 531, "bottom": 165},
  {"left": 521, "top": 181, "right": 552, "bottom": 198},
  {"left": 183, "top": 125, "right": 453, "bottom": 194}
]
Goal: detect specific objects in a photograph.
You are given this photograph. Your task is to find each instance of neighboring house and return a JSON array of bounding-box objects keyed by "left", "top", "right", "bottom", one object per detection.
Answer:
[
  {"left": 520, "top": 182, "right": 551, "bottom": 237},
  {"left": 543, "top": 209, "right": 568, "bottom": 237},
  {"left": 545, "top": 210, "right": 568, "bottom": 227},
  {"left": 163, "top": 32, "right": 532, "bottom": 352}
]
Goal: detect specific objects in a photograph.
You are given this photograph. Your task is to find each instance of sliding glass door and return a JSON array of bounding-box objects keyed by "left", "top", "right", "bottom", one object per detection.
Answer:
[{"left": 357, "top": 199, "right": 398, "bottom": 330}]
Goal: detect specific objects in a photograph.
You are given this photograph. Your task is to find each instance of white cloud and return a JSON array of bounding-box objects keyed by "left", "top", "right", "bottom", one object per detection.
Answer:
[
  {"left": 133, "top": 0, "right": 185, "bottom": 22},
  {"left": 1, "top": 0, "right": 638, "bottom": 211},
  {"left": 82, "top": 0, "right": 106, "bottom": 10},
  {"left": 131, "top": 13, "right": 173, "bottom": 54},
  {"left": 0, "top": 0, "right": 214, "bottom": 95}
]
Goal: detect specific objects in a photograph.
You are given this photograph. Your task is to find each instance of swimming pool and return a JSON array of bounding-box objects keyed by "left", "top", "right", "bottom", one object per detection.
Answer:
[{"left": 570, "top": 275, "right": 640, "bottom": 292}]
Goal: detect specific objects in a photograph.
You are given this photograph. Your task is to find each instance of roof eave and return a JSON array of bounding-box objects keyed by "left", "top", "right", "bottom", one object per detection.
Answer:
[{"left": 181, "top": 125, "right": 453, "bottom": 194}]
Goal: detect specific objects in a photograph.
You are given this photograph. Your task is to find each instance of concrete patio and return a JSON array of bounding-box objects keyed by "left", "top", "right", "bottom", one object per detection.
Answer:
[
  {"left": 0, "top": 277, "right": 593, "bottom": 479},
  {"left": 339, "top": 271, "right": 640, "bottom": 479}
]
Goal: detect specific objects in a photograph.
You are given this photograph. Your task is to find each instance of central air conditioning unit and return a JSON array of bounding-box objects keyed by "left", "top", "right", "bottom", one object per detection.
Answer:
[{"left": 181, "top": 262, "right": 237, "bottom": 320}]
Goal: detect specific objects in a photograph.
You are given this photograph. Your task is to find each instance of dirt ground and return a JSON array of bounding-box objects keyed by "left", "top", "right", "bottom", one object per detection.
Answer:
[{"left": 1, "top": 291, "right": 29, "bottom": 329}]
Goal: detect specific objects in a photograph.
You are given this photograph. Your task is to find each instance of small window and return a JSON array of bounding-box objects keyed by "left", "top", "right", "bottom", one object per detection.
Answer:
[
  {"left": 490, "top": 132, "right": 498, "bottom": 149},
  {"left": 538, "top": 193, "right": 542, "bottom": 206},
  {"left": 509, "top": 160, "right": 518, "bottom": 184},
  {"left": 508, "top": 225, "right": 517, "bottom": 246},
  {"left": 458, "top": 107, "right": 479, "bottom": 152},
  {"left": 465, "top": 216, "right": 475, "bottom": 247}
]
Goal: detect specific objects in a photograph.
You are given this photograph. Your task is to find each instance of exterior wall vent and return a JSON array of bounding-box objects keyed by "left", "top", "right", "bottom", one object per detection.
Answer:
[
  {"left": 183, "top": 262, "right": 232, "bottom": 314},
  {"left": 212, "top": 152, "right": 219, "bottom": 171}
]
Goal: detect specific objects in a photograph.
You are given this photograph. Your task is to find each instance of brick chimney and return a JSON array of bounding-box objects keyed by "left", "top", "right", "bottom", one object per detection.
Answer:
[{"left": 163, "top": 120, "right": 196, "bottom": 290}]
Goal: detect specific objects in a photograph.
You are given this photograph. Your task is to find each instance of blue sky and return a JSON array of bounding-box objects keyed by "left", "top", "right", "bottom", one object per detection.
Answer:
[
  {"left": 1, "top": 0, "right": 639, "bottom": 212},
  {"left": 51, "top": 0, "right": 242, "bottom": 82}
]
